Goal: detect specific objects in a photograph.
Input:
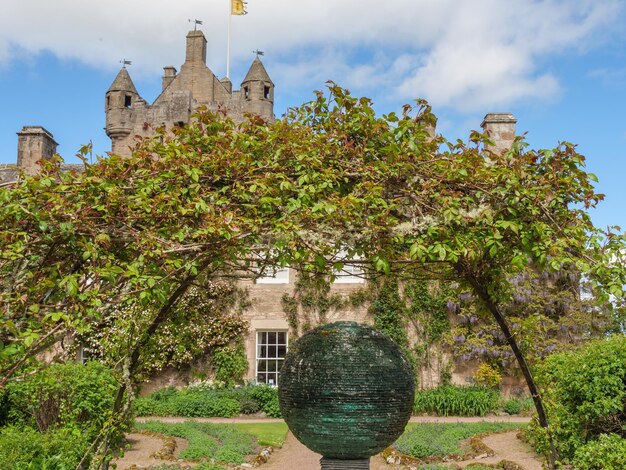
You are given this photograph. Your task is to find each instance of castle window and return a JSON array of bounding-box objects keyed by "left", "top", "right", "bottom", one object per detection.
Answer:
[
  {"left": 256, "top": 266, "right": 289, "bottom": 284},
  {"left": 256, "top": 330, "right": 288, "bottom": 386},
  {"left": 106, "top": 96, "right": 110, "bottom": 109},
  {"left": 332, "top": 250, "right": 365, "bottom": 284},
  {"left": 244, "top": 86, "right": 249, "bottom": 99},
  {"left": 78, "top": 346, "right": 91, "bottom": 364},
  {"left": 124, "top": 95, "right": 132, "bottom": 108},
  {"left": 264, "top": 86, "right": 270, "bottom": 100},
  {"left": 175, "top": 121, "right": 185, "bottom": 128}
]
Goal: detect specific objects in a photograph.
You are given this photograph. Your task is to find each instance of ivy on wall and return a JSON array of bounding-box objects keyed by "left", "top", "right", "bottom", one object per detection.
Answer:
[{"left": 281, "top": 271, "right": 359, "bottom": 335}]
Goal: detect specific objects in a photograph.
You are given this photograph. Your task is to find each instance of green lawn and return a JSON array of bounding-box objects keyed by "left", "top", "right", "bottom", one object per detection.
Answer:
[
  {"left": 395, "top": 422, "right": 526, "bottom": 459},
  {"left": 231, "top": 422, "right": 289, "bottom": 448}
]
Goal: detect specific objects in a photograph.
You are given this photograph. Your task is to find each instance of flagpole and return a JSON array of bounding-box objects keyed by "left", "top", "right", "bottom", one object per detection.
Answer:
[{"left": 227, "top": 1, "right": 232, "bottom": 79}]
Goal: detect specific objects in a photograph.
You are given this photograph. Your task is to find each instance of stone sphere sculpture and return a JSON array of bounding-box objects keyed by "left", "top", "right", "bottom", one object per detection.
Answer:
[{"left": 278, "top": 321, "right": 415, "bottom": 461}]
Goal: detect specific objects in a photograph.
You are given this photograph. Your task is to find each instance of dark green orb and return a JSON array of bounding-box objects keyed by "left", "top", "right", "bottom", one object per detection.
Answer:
[{"left": 278, "top": 321, "right": 415, "bottom": 459}]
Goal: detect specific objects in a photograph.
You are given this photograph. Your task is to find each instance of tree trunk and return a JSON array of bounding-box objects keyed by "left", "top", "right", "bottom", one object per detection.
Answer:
[
  {"left": 463, "top": 272, "right": 558, "bottom": 469},
  {"left": 78, "top": 262, "right": 211, "bottom": 470}
]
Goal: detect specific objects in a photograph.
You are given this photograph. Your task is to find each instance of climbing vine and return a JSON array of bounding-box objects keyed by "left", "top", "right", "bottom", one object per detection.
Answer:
[{"left": 280, "top": 271, "right": 357, "bottom": 335}]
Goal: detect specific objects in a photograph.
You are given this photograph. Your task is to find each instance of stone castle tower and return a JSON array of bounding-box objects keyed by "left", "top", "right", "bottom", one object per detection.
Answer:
[{"left": 105, "top": 29, "right": 275, "bottom": 156}]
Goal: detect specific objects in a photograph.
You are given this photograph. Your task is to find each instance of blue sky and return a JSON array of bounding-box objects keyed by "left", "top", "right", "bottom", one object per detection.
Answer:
[{"left": 1, "top": 0, "right": 625, "bottom": 231}]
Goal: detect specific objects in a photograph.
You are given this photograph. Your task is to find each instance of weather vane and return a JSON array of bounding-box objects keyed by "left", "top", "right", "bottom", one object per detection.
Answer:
[
  {"left": 188, "top": 19, "right": 203, "bottom": 31},
  {"left": 252, "top": 49, "right": 265, "bottom": 58},
  {"left": 120, "top": 59, "right": 132, "bottom": 68}
]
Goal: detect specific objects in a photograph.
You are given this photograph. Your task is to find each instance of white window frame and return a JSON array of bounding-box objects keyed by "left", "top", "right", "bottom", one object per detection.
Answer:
[
  {"left": 255, "top": 330, "right": 289, "bottom": 386},
  {"left": 256, "top": 266, "right": 290, "bottom": 284},
  {"left": 78, "top": 346, "right": 90, "bottom": 364},
  {"left": 332, "top": 250, "right": 365, "bottom": 284}
]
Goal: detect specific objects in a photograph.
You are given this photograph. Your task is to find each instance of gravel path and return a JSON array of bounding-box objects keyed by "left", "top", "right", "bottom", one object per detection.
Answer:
[
  {"left": 125, "top": 417, "right": 541, "bottom": 470},
  {"left": 112, "top": 432, "right": 188, "bottom": 469}
]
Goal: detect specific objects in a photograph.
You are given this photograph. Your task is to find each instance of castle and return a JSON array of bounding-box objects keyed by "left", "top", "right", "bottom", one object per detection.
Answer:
[
  {"left": 105, "top": 29, "right": 274, "bottom": 157},
  {"left": 0, "top": 29, "right": 519, "bottom": 389}
]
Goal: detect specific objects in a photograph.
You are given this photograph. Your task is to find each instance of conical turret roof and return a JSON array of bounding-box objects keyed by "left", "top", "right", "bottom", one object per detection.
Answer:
[
  {"left": 242, "top": 57, "right": 273, "bottom": 84},
  {"left": 107, "top": 67, "right": 139, "bottom": 94}
]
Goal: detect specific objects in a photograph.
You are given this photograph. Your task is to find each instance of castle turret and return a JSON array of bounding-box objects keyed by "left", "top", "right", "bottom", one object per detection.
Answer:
[
  {"left": 481, "top": 113, "right": 517, "bottom": 154},
  {"left": 105, "top": 67, "right": 140, "bottom": 155},
  {"left": 241, "top": 57, "right": 274, "bottom": 120},
  {"left": 16, "top": 126, "right": 58, "bottom": 175}
]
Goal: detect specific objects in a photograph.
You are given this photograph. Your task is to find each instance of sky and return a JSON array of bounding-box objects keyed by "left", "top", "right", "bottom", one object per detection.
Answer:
[{"left": 1, "top": 0, "right": 625, "bottom": 231}]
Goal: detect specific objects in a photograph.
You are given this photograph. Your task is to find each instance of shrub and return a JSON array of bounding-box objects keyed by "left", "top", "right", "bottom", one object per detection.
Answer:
[
  {"left": 5, "top": 361, "right": 118, "bottom": 434},
  {"left": 171, "top": 393, "right": 240, "bottom": 418},
  {"left": 472, "top": 363, "right": 501, "bottom": 389},
  {"left": 413, "top": 385, "right": 499, "bottom": 417},
  {"left": 133, "top": 396, "right": 173, "bottom": 416},
  {"left": 503, "top": 399, "right": 522, "bottom": 415},
  {"left": 526, "top": 335, "right": 626, "bottom": 464},
  {"left": 572, "top": 433, "right": 626, "bottom": 470},
  {"left": 238, "top": 396, "right": 260, "bottom": 414},
  {"left": 133, "top": 383, "right": 282, "bottom": 418},
  {"left": 248, "top": 384, "right": 281, "bottom": 418},
  {"left": 0, "top": 425, "right": 90, "bottom": 470}
]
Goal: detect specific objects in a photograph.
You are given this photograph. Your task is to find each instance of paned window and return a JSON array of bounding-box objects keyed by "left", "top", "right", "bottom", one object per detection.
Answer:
[
  {"left": 332, "top": 250, "right": 365, "bottom": 284},
  {"left": 256, "top": 266, "right": 290, "bottom": 284},
  {"left": 256, "top": 330, "right": 288, "bottom": 386}
]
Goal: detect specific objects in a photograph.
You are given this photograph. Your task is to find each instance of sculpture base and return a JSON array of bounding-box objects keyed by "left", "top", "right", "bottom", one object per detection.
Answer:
[{"left": 320, "top": 457, "right": 370, "bottom": 469}]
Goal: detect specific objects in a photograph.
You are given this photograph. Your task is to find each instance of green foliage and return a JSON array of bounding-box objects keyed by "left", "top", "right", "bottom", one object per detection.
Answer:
[
  {"left": 212, "top": 343, "right": 248, "bottom": 387},
  {"left": 503, "top": 399, "right": 522, "bottom": 415},
  {"left": 473, "top": 363, "right": 501, "bottom": 389},
  {"left": 413, "top": 385, "right": 500, "bottom": 417},
  {"left": 3, "top": 83, "right": 626, "bottom": 466},
  {"left": 448, "top": 269, "right": 619, "bottom": 371},
  {"left": 280, "top": 272, "right": 349, "bottom": 335},
  {"left": 371, "top": 279, "right": 409, "bottom": 348},
  {"left": 136, "top": 420, "right": 255, "bottom": 465},
  {"left": 4, "top": 362, "right": 118, "bottom": 434},
  {"left": 133, "top": 383, "right": 282, "bottom": 418},
  {"left": 171, "top": 393, "right": 240, "bottom": 418},
  {"left": 76, "top": 285, "right": 249, "bottom": 379},
  {"left": 0, "top": 425, "right": 90, "bottom": 470},
  {"left": 395, "top": 422, "right": 524, "bottom": 458},
  {"left": 248, "top": 384, "right": 282, "bottom": 418},
  {"left": 572, "top": 433, "right": 626, "bottom": 470},
  {"left": 526, "top": 335, "right": 626, "bottom": 463}
]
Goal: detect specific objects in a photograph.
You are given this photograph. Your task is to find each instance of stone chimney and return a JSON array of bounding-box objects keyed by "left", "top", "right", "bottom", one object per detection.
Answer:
[
  {"left": 481, "top": 113, "right": 516, "bottom": 154},
  {"left": 185, "top": 30, "right": 207, "bottom": 64},
  {"left": 220, "top": 77, "right": 233, "bottom": 93},
  {"left": 16, "top": 126, "right": 58, "bottom": 175},
  {"left": 162, "top": 66, "right": 177, "bottom": 91}
]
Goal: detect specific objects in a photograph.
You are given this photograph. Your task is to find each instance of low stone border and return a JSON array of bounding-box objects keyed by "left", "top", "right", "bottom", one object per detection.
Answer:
[{"left": 247, "top": 446, "right": 273, "bottom": 467}]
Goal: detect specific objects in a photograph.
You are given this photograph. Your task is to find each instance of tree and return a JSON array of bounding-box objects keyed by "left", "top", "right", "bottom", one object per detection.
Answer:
[
  {"left": 259, "top": 85, "right": 625, "bottom": 467},
  {"left": 0, "top": 113, "right": 330, "bottom": 466},
  {"left": 1, "top": 85, "right": 624, "bottom": 468}
]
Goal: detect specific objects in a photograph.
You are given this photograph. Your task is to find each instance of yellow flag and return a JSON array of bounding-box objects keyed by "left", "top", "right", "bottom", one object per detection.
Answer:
[{"left": 231, "top": 0, "right": 247, "bottom": 15}]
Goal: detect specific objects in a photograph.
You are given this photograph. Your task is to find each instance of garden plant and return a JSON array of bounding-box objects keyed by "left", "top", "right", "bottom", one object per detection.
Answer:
[{"left": 0, "top": 84, "right": 624, "bottom": 468}]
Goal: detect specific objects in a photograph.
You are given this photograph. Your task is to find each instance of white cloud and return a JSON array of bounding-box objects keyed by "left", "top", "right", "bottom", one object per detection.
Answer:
[{"left": 0, "top": 0, "right": 622, "bottom": 112}]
